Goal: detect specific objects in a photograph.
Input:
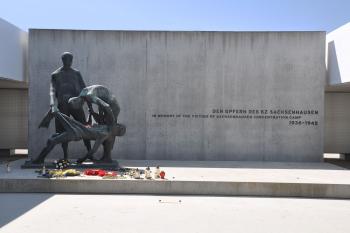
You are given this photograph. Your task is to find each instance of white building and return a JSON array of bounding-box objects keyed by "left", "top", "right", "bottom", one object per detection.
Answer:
[
  {"left": 0, "top": 18, "right": 28, "bottom": 153},
  {"left": 325, "top": 22, "right": 350, "bottom": 156}
]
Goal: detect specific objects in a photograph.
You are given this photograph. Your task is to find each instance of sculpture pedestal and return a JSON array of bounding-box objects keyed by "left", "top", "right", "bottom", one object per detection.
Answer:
[{"left": 21, "top": 160, "right": 119, "bottom": 170}]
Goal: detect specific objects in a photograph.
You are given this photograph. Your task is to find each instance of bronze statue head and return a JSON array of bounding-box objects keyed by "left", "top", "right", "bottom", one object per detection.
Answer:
[
  {"left": 111, "top": 123, "right": 126, "bottom": 137},
  {"left": 68, "top": 96, "right": 84, "bottom": 109},
  {"left": 61, "top": 52, "right": 73, "bottom": 68}
]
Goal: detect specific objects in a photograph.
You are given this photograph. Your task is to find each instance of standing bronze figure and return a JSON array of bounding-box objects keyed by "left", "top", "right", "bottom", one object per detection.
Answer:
[{"left": 50, "top": 52, "right": 92, "bottom": 159}]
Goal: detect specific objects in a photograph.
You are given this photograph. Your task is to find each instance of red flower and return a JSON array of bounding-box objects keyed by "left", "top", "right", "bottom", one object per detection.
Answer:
[
  {"left": 98, "top": 170, "right": 106, "bottom": 177},
  {"left": 84, "top": 169, "right": 102, "bottom": 176},
  {"left": 84, "top": 169, "right": 93, "bottom": 175},
  {"left": 160, "top": 171, "right": 165, "bottom": 179},
  {"left": 84, "top": 169, "right": 115, "bottom": 177}
]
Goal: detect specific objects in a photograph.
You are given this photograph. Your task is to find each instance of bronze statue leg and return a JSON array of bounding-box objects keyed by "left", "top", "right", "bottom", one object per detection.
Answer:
[
  {"left": 55, "top": 120, "right": 69, "bottom": 159},
  {"left": 77, "top": 138, "right": 103, "bottom": 164},
  {"left": 32, "top": 132, "right": 72, "bottom": 164},
  {"left": 70, "top": 107, "right": 92, "bottom": 157},
  {"left": 99, "top": 136, "right": 115, "bottom": 163},
  {"left": 56, "top": 104, "right": 70, "bottom": 159},
  {"left": 62, "top": 142, "right": 68, "bottom": 160}
]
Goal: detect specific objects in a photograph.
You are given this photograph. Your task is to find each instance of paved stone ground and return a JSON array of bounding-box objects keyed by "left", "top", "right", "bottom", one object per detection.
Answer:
[
  {"left": 0, "top": 194, "right": 350, "bottom": 233},
  {"left": 325, "top": 158, "right": 350, "bottom": 169},
  {"left": 2, "top": 153, "right": 350, "bottom": 169},
  {"left": 2, "top": 152, "right": 350, "bottom": 170},
  {"left": 0, "top": 155, "right": 26, "bottom": 164},
  {"left": 2, "top": 159, "right": 350, "bottom": 185}
]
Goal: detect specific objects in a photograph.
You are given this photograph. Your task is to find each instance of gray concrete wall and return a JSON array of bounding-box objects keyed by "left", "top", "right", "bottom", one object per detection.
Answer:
[
  {"left": 324, "top": 92, "right": 350, "bottom": 153},
  {"left": 28, "top": 30, "right": 325, "bottom": 162},
  {"left": 0, "top": 89, "right": 28, "bottom": 149}
]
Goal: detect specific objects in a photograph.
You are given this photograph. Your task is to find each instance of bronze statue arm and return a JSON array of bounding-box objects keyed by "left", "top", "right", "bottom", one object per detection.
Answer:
[
  {"left": 86, "top": 101, "right": 94, "bottom": 125},
  {"left": 77, "top": 72, "right": 94, "bottom": 114},
  {"left": 49, "top": 77, "right": 58, "bottom": 112},
  {"left": 90, "top": 96, "right": 116, "bottom": 124}
]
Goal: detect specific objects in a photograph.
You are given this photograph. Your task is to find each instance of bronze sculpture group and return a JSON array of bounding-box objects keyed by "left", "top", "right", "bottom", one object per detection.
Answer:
[{"left": 32, "top": 52, "right": 125, "bottom": 164}]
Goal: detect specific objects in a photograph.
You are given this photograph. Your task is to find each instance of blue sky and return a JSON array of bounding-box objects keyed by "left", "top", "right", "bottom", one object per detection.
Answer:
[{"left": 2, "top": 0, "right": 350, "bottom": 32}]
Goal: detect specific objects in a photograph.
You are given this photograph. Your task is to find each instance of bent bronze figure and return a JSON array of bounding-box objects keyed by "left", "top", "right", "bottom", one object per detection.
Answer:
[{"left": 32, "top": 111, "right": 125, "bottom": 164}]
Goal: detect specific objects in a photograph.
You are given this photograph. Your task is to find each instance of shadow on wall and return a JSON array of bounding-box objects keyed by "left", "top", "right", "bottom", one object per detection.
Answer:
[
  {"left": 327, "top": 41, "right": 342, "bottom": 85},
  {"left": 0, "top": 193, "right": 53, "bottom": 228}
]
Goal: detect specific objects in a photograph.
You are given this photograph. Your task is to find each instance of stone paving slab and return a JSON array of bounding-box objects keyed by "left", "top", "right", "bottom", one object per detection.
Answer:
[{"left": 2, "top": 194, "right": 350, "bottom": 233}]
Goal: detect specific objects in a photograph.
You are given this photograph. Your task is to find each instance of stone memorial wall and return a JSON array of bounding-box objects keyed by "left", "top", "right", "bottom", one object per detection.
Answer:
[{"left": 29, "top": 30, "right": 325, "bottom": 161}]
